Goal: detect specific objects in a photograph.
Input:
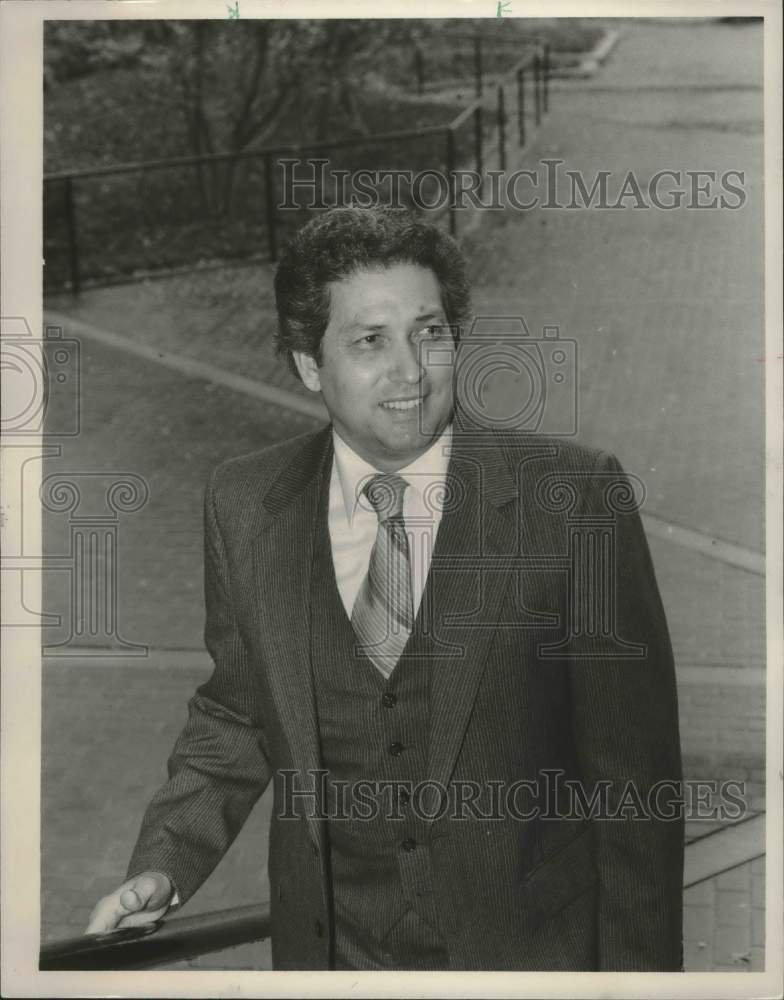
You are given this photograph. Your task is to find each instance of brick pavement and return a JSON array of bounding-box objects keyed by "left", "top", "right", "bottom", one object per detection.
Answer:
[
  {"left": 677, "top": 677, "right": 765, "bottom": 811},
  {"left": 683, "top": 858, "right": 765, "bottom": 973},
  {"left": 39, "top": 18, "right": 768, "bottom": 974}
]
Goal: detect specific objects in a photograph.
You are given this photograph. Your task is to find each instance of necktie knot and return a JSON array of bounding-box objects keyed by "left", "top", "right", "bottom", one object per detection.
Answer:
[{"left": 363, "top": 473, "right": 408, "bottom": 523}]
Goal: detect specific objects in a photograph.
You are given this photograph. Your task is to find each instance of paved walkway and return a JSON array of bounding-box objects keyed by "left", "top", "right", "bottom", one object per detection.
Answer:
[
  {"left": 683, "top": 856, "right": 765, "bottom": 972},
  {"left": 40, "top": 18, "right": 766, "bottom": 973}
]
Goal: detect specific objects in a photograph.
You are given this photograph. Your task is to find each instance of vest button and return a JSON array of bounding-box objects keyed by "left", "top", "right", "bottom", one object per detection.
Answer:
[
  {"left": 401, "top": 838, "right": 417, "bottom": 852},
  {"left": 314, "top": 918, "right": 324, "bottom": 937},
  {"left": 389, "top": 742, "right": 404, "bottom": 756},
  {"left": 381, "top": 692, "right": 397, "bottom": 708}
]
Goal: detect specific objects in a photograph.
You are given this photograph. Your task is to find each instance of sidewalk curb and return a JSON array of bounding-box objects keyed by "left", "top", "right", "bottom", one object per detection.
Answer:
[
  {"left": 684, "top": 813, "right": 765, "bottom": 886},
  {"left": 44, "top": 310, "right": 328, "bottom": 422},
  {"left": 550, "top": 28, "right": 622, "bottom": 80}
]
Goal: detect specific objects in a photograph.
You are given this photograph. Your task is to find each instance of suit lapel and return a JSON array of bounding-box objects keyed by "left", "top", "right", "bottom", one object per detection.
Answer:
[
  {"left": 423, "top": 427, "right": 521, "bottom": 794},
  {"left": 250, "top": 427, "right": 332, "bottom": 846}
]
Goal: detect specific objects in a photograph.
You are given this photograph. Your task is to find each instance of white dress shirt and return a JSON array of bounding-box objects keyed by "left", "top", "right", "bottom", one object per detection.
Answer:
[{"left": 329, "top": 425, "right": 453, "bottom": 618}]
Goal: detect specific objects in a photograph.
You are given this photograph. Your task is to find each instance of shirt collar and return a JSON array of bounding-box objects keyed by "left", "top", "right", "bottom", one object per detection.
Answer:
[{"left": 332, "top": 424, "right": 453, "bottom": 524}]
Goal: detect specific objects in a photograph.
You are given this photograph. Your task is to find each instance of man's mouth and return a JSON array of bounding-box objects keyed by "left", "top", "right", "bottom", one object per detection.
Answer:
[{"left": 379, "top": 397, "right": 423, "bottom": 411}]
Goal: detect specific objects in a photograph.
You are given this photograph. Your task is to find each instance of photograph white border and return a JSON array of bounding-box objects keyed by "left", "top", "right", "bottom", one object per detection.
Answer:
[{"left": 1, "top": 1, "right": 781, "bottom": 996}]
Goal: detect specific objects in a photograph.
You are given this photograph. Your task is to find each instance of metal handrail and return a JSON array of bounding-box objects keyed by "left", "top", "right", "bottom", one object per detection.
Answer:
[{"left": 39, "top": 902, "right": 271, "bottom": 971}]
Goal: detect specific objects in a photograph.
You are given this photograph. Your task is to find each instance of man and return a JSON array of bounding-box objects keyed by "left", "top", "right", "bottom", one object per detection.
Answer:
[{"left": 87, "top": 207, "right": 684, "bottom": 970}]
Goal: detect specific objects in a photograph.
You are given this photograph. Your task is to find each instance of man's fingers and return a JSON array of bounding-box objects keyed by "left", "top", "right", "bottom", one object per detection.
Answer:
[
  {"left": 119, "top": 887, "right": 144, "bottom": 913},
  {"left": 84, "top": 873, "right": 172, "bottom": 935},
  {"left": 85, "top": 895, "right": 124, "bottom": 935},
  {"left": 129, "top": 872, "right": 171, "bottom": 911}
]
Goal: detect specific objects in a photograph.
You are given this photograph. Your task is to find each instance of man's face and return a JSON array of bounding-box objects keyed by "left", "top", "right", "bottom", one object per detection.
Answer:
[{"left": 294, "top": 263, "right": 455, "bottom": 471}]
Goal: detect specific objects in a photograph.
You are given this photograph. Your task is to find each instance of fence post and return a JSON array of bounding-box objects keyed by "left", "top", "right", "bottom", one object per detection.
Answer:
[
  {"left": 474, "top": 104, "right": 483, "bottom": 178},
  {"left": 63, "top": 176, "right": 80, "bottom": 296},
  {"left": 517, "top": 67, "right": 525, "bottom": 146},
  {"left": 497, "top": 86, "right": 506, "bottom": 172},
  {"left": 534, "top": 53, "right": 542, "bottom": 127},
  {"left": 543, "top": 44, "right": 550, "bottom": 112},
  {"left": 414, "top": 46, "right": 424, "bottom": 95},
  {"left": 264, "top": 154, "right": 277, "bottom": 262},
  {"left": 445, "top": 129, "right": 456, "bottom": 237},
  {"left": 474, "top": 35, "right": 483, "bottom": 98}
]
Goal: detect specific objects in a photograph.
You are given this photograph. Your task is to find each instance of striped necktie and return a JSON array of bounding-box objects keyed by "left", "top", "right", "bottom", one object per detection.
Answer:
[{"left": 351, "top": 473, "right": 414, "bottom": 679}]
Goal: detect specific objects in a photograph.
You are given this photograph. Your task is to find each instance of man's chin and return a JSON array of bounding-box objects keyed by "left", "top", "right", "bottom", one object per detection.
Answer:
[
  {"left": 375, "top": 425, "right": 444, "bottom": 465},
  {"left": 383, "top": 406, "right": 450, "bottom": 436}
]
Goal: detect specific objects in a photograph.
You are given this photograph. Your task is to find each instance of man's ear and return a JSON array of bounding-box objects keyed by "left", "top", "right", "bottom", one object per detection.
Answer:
[{"left": 292, "top": 351, "right": 321, "bottom": 393}]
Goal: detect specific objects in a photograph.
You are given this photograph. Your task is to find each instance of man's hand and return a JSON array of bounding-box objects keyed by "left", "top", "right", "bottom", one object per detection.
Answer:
[{"left": 85, "top": 871, "right": 173, "bottom": 934}]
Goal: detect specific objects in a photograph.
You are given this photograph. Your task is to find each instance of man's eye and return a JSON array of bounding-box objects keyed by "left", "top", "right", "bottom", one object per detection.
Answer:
[{"left": 358, "top": 334, "right": 380, "bottom": 346}]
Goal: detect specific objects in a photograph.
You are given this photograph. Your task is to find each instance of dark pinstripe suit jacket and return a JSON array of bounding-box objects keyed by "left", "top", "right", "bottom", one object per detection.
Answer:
[{"left": 127, "top": 420, "right": 684, "bottom": 971}]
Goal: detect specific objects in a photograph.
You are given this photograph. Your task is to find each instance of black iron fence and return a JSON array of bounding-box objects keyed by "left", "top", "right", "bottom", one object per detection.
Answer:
[
  {"left": 44, "top": 46, "right": 549, "bottom": 295},
  {"left": 408, "top": 31, "right": 542, "bottom": 97}
]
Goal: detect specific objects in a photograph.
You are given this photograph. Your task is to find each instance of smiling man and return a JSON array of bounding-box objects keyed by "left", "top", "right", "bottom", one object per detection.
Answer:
[{"left": 87, "top": 207, "right": 683, "bottom": 972}]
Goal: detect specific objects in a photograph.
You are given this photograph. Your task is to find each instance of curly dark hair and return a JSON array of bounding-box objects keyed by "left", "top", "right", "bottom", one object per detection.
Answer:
[{"left": 273, "top": 207, "right": 471, "bottom": 379}]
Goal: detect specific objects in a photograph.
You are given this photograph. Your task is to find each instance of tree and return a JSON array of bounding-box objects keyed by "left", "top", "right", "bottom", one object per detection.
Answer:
[{"left": 44, "top": 19, "right": 422, "bottom": 211}]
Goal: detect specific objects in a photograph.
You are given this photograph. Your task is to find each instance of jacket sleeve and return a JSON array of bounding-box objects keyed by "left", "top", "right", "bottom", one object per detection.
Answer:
[
  {"left": 567, "top": 450, "right": 684, "bottom": 970},
  {"left": 126, "top": 468, "right": 273, "bottom": 905}
]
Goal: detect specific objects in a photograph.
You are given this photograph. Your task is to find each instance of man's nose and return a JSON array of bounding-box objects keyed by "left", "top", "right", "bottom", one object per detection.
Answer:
[{"left": 389, "top": 339, "right": 424, "bottom": 383}]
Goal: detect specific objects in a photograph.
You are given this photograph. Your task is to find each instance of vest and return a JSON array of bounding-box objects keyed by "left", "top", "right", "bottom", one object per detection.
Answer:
[{"left": 310, "top": 466, "right": 450, "bottom": 971}]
